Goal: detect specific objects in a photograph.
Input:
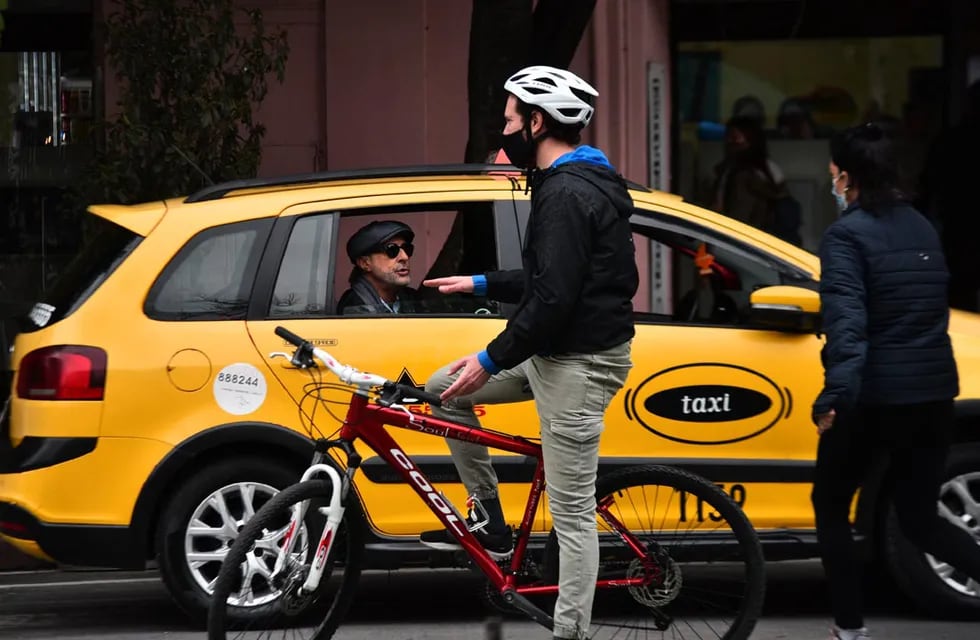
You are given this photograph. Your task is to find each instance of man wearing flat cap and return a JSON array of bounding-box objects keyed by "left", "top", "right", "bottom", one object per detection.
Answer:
[{"left": 336, "top": 220, "right": 420, "bottom": 315}]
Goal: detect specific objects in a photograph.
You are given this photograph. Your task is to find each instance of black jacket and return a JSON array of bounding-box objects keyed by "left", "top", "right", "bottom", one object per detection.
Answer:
[
  {"left": 336, "top": 276, "right": 419, "bottom": 315},
  {"left": 813, "top": 202, "right": 959, "bottom": 419},
  {"left": 483, "top": 160, "right": 638, "bottom": 370}
]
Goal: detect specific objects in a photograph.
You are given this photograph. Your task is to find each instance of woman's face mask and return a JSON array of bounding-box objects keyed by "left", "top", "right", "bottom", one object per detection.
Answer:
[{"left": 830, "top": 173, "right": 849, "bottom": 212}]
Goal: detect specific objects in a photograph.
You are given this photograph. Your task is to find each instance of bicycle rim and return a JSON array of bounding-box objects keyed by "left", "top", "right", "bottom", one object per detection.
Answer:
[
  {"left": 544, "top": 465, "right": 766, "bottom": 640},
  {"left": 207, "top": 479, "right": 364, "bottom": 640}
]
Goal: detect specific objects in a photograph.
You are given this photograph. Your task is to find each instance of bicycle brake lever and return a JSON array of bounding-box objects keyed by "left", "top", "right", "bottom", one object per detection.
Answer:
[
  {"left": 269, "top": 350, "right": 315, "bottom": 369},
  {"left": 389, "top": 403, "right": 417, "bottom": 423}
]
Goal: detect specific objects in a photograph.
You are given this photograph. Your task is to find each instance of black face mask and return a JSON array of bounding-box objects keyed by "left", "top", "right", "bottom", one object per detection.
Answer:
[
  {"left": 501, "top": 124, "right": 549, "bottom": 170},
  {"left": 501, "top": 128, "right": 535, "bottom": 169}
]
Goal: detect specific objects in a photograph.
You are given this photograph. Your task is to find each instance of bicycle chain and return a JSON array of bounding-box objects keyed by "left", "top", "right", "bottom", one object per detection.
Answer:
[{"left": 481, "top": 555, "right": 545, "bottom": 615}]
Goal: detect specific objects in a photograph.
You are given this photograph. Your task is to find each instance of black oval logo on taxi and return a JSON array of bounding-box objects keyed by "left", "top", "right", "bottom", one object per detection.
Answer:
[
  {"left": 644, "top": 385, "right": 772, "bottom": 422},
  {"left": 626, "top": 363, "right": 787, "bottom": 445}
]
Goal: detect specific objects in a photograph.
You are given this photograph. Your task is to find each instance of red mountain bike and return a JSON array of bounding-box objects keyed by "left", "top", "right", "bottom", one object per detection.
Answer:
[{"left": 206, "top": 326, "right": 765, "bottom": 640}]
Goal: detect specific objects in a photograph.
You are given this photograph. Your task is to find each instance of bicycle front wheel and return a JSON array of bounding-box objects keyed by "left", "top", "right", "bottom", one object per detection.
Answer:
[
  {"left": 543, "top": 464, "right": 766, "bottom": 640},
  {"left": 207, "top": 479, "right": 365, "bottom": 640}
]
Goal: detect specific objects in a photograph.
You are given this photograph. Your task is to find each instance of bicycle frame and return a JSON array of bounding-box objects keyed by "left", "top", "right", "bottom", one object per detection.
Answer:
[
  {"left": 341, "top": 393, "right": 545, "bottom": 586},
  {"left": 285, "top": 389, "right": 654, "bottom": 604}
]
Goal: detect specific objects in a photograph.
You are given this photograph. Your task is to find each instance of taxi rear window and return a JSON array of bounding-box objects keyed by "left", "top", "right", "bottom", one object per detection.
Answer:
[{"left": 19, "top": 215, "right": 141, "bottom": 333}]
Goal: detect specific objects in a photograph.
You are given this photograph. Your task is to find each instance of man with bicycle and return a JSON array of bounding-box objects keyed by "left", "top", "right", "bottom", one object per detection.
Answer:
[{"left": 420, "top": 65, "right": 638, "bottom": 640}]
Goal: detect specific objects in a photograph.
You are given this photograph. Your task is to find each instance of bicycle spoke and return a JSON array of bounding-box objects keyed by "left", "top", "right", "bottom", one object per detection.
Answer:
[
  {"left": 207, "top": 480, "right": 364, "bottom": 640},
  {"left": 541, "top": 466, "right": 765, "bottom": 640}
]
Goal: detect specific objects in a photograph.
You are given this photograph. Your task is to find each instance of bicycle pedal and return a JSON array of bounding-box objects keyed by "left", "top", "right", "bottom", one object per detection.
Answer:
[{"left": 465, "top": 495, "right": 491, "bottom": 533}]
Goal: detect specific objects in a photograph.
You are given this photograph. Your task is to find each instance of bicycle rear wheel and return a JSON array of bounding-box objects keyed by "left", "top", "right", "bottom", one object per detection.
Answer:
[
  {"left": 542, "top": 464, "right": 765, "bottom": 640},
  {"left": 207, "top": 479, "right": 365, "bottom": 640}
]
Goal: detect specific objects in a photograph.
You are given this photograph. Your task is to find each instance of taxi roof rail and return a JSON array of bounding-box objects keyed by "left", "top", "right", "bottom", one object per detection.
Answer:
[
  {"left": 184, "top": 164, "right": 519, "bottom": 203},
  {"left": 184, "top": 163, "right": 651, "bottom": 203}
]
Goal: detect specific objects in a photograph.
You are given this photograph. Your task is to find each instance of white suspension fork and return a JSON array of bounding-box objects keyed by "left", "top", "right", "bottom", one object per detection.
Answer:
[{"left": 272, "top": 463, "right": 347, "bottom": 594}]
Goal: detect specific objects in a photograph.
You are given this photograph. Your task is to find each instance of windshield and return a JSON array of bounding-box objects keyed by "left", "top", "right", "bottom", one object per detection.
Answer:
[{"left": 18, "top": 215, "right": 141, "bottom": 334}]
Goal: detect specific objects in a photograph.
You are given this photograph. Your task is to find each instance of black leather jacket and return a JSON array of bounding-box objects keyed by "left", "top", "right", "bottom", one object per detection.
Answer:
[{"left": 336, "top": 276, "right": 419, "bottom": 315}]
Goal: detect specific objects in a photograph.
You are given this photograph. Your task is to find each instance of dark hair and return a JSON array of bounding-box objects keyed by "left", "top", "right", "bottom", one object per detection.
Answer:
[
  {"left": 515, "top": 99, "right": 585, "bottom": 146},
  {"left": 725, "top": 115, "right": 772, "bottom": 179},
  {"left": 830, "top": 122, "right": 906, "bottom": 211},
  {"left": 348, "top": 265, "right": 362, "bottom": 285},
  {"left": 732, "top": 94, "right": 765, "bottom": 124}
]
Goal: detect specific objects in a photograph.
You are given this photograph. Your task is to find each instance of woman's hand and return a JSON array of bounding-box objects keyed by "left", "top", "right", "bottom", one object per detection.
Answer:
[{"left": 815, "top": 409, "right": 836, "bottom": 435}]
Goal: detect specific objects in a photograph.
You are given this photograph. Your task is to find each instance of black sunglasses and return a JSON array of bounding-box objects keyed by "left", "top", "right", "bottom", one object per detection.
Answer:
[{"left": 376, "top": 242, "right": 414, "bottom": 259}]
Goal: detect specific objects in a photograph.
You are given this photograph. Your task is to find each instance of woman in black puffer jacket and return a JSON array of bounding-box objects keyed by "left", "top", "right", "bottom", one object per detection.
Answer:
[{"left": 811, "top": 122, "right": 980, "bottom": 640}]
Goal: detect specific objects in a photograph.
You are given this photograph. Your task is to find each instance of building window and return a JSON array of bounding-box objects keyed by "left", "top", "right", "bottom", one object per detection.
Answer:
[
  {"left": 5, "top": 51, "right": 93, "bottom": 148},
  {"left": 675, "top": 35, "right": 945, "bottom": 251},
  {"left": 0, "top": 1, "right": 96, "bottom": 306}
]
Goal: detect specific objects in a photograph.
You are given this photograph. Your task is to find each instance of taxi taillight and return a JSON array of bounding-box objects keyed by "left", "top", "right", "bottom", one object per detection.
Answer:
[{"left": 16, "top": 346, "right": 107, "bottom": 401}]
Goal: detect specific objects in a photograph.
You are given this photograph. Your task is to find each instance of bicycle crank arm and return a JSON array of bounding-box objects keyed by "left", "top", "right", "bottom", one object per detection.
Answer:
[{"left": 501, "top": 588, "right": 554, "bottom": 630}]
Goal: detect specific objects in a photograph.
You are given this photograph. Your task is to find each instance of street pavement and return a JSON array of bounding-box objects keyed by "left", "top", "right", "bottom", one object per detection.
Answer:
[{"left": 0, "top": 560, "right": 978, "bottom": 639}]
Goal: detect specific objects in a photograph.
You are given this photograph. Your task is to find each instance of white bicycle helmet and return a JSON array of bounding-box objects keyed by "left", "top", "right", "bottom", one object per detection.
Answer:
[{"left": 504, "top": 65, "right": 598, "bottom": 127}]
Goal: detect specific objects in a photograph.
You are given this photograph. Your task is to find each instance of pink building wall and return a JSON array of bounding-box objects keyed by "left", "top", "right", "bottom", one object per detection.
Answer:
[
  {"left": 243, "top": 0, "right": 672, "bottom": 187},
  {"left": 97, "top": 0, "right": 669, "bottom": 308},
  {"left": 99, "top": 0, "right": 670, "bottom": 184},
  {"left": 100, "top": 0, "right": 670, "bottom": 309}
]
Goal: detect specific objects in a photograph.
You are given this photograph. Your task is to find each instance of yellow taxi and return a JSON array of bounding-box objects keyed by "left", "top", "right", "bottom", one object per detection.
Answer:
[{"left": 2, "top": 165, "right": 979, "bottom": 621}]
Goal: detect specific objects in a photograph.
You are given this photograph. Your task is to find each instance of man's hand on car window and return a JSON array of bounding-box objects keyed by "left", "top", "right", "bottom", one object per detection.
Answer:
[
  {"left": 423, "top": 276, "right": 475, "bottom": 294},
  {"left": 441, "top": 353, "right": 491, "bottom": 401}
]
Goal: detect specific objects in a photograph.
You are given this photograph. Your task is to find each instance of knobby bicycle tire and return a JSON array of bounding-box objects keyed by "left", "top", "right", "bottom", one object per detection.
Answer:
[
  {"left": 541, "top": 464, "right": 766, "bottom": 640},
  {"left": 206, "top": 479, "right": 365, "bottom": 640}
]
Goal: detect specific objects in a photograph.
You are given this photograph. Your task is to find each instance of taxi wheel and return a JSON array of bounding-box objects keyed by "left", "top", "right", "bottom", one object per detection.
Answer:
[
  {"left": 154, "top": 455, "right": 299, "bottom": 625},
  {"left": 882, "top": 444, "right": 980, "bottom": 619}
]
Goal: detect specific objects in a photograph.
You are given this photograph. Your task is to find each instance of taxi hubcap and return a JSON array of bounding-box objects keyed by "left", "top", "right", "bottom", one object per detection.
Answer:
[
  {"left": 184, "top": 481, "right": 307, "bottom": 605},
  {"left": 926, "top": 471, "right": 980, "bottom": 598}
]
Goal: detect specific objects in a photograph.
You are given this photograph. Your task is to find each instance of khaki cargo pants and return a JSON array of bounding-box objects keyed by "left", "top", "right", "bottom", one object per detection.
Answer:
[{"left": 425, "top": 342, "right": 632, "bottom": 640}]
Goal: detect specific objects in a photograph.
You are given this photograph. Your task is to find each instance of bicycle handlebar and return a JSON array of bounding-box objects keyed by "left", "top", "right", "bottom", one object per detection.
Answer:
[
  {"left": 274, "top": 325, "right": 307, "bottom": 349},
  {"left": 274, "top": 326, "right": 443, "bottom": 407}
]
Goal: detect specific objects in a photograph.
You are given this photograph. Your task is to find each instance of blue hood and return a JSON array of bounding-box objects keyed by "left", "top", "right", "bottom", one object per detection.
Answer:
[
  {"left": 536, "top": 145, "right": 633, "bottom": 223},
  {"left": 551, "top": 145, "right": 615, "bottom": 171}
]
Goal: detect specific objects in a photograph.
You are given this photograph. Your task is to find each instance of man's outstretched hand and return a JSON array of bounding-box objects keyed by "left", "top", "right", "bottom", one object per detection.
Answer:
[
  {"left": 425, "top": 276, "right": 490, "bottom": 400},
  {"left": 423, "top": 276, "right": 474, "bottom": 295}
]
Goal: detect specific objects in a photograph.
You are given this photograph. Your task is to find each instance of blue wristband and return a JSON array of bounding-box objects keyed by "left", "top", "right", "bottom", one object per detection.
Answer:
[
  {"left": 472, "top": 274, "right": 488, "bottom": 296},
  {"left": 477, "top": 350, "right": 501, "bottom": 375}
]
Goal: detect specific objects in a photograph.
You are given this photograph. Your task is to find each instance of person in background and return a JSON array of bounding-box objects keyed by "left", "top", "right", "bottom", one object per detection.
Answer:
[
  {"left": 731, "top": 94, "right": 766, "bottom": 128},
  {"left": 811, "top": 122, "right": 980, "bottom": 640},
  {"left": 709, "top": 116, "right": 799, "bottom": 244},
  {"left": 776, "top": 98, "right": 816, "bottom": 139}
]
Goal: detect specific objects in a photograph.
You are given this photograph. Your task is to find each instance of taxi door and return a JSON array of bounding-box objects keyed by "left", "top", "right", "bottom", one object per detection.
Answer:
[
  {"left": 245, "top": 189, "right": 537, "bottom": 538},
  {"left": 613, "top": 208, "right": 825, "bottom": 534}
]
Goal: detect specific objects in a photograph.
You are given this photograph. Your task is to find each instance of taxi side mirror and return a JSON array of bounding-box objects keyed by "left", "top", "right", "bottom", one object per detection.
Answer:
[{"left": 749, "top": 285, "right": 821, "bottom": 333}]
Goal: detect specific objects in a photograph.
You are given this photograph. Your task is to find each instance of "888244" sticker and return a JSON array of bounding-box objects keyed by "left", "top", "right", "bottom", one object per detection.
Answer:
[
  {"left": 213, "top": 363, "right": 267, "bottom": 415},
  {"left": 217, "top": 371, "right": 261, "bottom": 386}
]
